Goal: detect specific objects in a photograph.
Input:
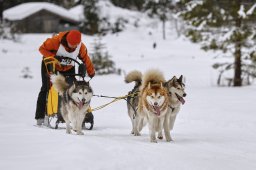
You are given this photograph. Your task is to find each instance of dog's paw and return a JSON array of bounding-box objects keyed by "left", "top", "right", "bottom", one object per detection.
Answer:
[
  {"left": 150, "top": 139, "right": 158, "bottom": 143},
  {"left": 158, "top": 136, "right": 163, "bottom": 140},
  {"left": 77, "top": 131, "right": 84, "bottom": 135},
  {"left": 66, "top": 129, "right": 71, "bottom": 134},
  {"left": 166, "top": 137, "right": 173, "bottom": 142},
  {"left": 134, "top": 132, "right": 141, "bottom": 136}
]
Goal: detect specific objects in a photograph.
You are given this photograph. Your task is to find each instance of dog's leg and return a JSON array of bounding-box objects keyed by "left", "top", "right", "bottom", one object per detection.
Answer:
[
  {"left": 75, "top": 114, "right": 85, "bottom": 135},
  {"left": 134, "top": 116, "right": 141, "bottom": 136},
  {"left": 61, "top": 106, "right": 72, "bottom": 134},
  {"left": 129, "top": 110, "right": 135, "bottom": 134},
  {"left": 62, "top": 115, "right": 71, "bottom": 134},
  {"left": 148, "top": 116, "right": 157, "bottom": 143},
  {"left": 138, "top": 117, "right": 146, "bottom": 132},
  {"left": 157, "top": 117, "right": 165, "bottom": 140},
  {"left": 169, "top": 114, "right": 177, "bottom": 131},
  {"left": 164, "top": 111, "right": 172, "bottom": 142}
]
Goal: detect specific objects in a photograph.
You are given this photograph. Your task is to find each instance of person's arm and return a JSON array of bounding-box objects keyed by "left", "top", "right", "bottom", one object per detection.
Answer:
[
  {"left": 79, "top": 43, "right": 95, "bottom": 78},
  {"left": 39, "top": 37, "right": 60, "bottom": 57},
  {"left": 39, "top": 36, "right": 61, "bottom": 74}
]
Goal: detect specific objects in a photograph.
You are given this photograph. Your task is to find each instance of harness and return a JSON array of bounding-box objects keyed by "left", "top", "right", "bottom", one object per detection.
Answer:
[
  {"left": 127, "top": 83, "right": 141, "bottom": 119},
  {"left": 168, "top": 92, "right": 177, "bottom": 112}
]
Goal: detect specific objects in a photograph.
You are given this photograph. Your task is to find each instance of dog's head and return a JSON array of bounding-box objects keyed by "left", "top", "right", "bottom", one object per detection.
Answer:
[
  {"left": 165, "top": 75, "right": 186, "bottom": 105},
  {"left": 145, "top": 82, "right": 168, "bottom": 116},
  {"left": 69, "top": 81, "right": 93, "bottom": 109}
]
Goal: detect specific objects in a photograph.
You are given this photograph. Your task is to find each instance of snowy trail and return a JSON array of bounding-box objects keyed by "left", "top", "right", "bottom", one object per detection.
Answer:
[{"left": 1, "top": 30, "right": 256, "bottom": 170}]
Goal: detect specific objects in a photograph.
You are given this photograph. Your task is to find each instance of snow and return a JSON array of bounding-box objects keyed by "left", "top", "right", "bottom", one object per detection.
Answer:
[
  {"left": 1, "top": 3, "right": 256, "bottom": 170},
  {"left": 97, "top": 0, "right": 143, "bottom": 24},
  {"left": 69, "top": 5, "right": 85, "bottom": 21},
  {"left": 247, "top": 3, "right": 256, "bottom": 15},
  {"left": 3, "top": 2, "right": 80, "bottom": 22},
  {"left": 238, "top": 5, "right": 246, "bottom": 18}
]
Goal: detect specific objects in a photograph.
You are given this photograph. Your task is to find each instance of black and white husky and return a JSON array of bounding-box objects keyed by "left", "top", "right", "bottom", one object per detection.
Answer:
[
  {"left": 51, "top": 74, "right": 93, "bottom": 135},
  {"left": 163, "top": 75, "right": 186, "bottom": 141},
  {"left": 125, "top": 70, "right": 144, "bottom": 136}
]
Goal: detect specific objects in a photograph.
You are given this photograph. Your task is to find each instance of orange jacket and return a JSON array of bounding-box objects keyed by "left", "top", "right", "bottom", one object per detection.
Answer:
[{"left": 39, "top": 31, "right": 95, "bottom": 77}]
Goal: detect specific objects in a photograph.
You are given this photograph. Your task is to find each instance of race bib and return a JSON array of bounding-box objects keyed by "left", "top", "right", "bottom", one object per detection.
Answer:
[{"left": 59, "top": 58, "right": 73, "bottom": 66}]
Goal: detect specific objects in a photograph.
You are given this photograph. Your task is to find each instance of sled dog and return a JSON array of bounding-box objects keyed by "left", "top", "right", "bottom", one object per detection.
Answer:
[
  {"left": 163, "top": 75, "right": 186, "bottom": 141},
  {"left": 125, "top": 70, "right": 147, "bottom": 136},
  {"left": 51, "top": 74, "right": 93, "bottom": 135},
  {"left": 138, "top": 69, "right": 169, "bottom": 143}
]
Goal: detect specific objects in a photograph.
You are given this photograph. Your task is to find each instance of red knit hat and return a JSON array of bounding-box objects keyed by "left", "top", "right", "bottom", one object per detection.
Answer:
[{"left": 66, "top": 30, "right": 81, "bottom": 46}]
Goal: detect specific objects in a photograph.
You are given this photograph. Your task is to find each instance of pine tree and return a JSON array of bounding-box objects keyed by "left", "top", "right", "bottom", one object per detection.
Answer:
[
  {"left": 181, "top": 0, "right": 256, "bottom": 86},
  {"left": 110, "top": 0, "right": 145, "bottom": 11},
  {"left": 91, "top": 37, "right": 117, "bottom": 75},
  {"left": 144, "top": 0, "right": 171, "bottom": 40},
  {"left": 81, "top": 0, "right": 100, "bottom": 35}
]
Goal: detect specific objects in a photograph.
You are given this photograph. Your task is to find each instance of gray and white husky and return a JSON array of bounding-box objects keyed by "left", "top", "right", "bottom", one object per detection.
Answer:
[
  {"left": 163, "top": 75, "right": 186, "bottom": 141},
  {"left": 51, "top": 74, "right": 93, "bottom": 135},
  {"left": 125, "top": 70, "right": 146, "bottom": 136}
]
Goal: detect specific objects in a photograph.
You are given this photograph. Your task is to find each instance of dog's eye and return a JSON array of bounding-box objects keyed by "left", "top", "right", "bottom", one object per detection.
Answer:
[
  {"left": 158, "top": 96, "right": 161, "bottom": 99},
  {"left": 177, "top": 87, "right": 181, "bottom": 90},
  {"left": 85, "top": 92, "right": 88, "bottom": 95},
  {"left": 79, "top": 92, "right": 82, "bottom": 95},
  {"left": 151, "top": 96, "right": 154, "bottom": 98}
]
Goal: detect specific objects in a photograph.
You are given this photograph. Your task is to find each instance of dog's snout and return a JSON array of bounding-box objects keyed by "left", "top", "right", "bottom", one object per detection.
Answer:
[
  {"left": 154, "top": 102, "right": 158, "bottom": 106},
  {"left": 82, "top": 98, "right": 85, "bottom": 102},
  {"left": 183, "top": 93, "right": 187, "bottom": 97}
]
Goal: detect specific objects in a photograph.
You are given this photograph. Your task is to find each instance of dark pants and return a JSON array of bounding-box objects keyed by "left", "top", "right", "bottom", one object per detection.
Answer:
[{"left": 35, "top": 60, "right": 75, "bottom": 119}]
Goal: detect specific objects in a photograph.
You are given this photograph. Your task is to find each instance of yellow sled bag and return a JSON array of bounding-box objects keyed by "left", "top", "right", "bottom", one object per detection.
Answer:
[
  {"left": 47, "top": 86, "right": 59, "bottom": 116},
  {"left": 43, "top": 57, "right": 61, "bottom": 116}
]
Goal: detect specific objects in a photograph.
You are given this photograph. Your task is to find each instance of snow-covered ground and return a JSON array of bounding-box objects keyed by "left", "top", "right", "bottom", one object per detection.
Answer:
[{"left": 1, "top": 3, "right": 256, "bottom": 170}]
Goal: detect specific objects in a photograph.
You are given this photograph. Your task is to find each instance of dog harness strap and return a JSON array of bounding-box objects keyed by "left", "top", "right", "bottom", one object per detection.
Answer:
[
  {"left": 169, "top": 106, "right": 175, "bottom": 112},
  {"left": 63, "top": 91, "right": 69, "bottom": 103}
]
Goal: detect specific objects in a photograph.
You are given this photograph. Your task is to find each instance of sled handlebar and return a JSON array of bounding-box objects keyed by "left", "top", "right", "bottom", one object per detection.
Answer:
[{"left": 55, "top": 56, "right": 87, "bottom": 78}]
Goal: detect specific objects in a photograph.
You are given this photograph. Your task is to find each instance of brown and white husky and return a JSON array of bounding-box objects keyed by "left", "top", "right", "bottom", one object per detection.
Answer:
[
  {"left": 163, "top": 75, "right": 186, "bottom": 141},
  {"left": 138, "top": 69, "right": 169, "bottom": 143}
]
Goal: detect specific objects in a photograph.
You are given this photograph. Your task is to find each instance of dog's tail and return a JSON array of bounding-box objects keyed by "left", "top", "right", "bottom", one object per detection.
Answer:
[
  {"left": 125, "top": 70, "right": 142, "bottom": 86},
  {"left": 51, "top": 74, "right": 69, "bottom": 95},
  {"left": 142, "top": 69, "right": 165, "bottom": 88}
]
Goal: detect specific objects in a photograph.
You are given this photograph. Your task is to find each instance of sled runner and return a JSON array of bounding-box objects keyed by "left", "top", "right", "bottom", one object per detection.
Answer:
[{"left": 43, "top": 56, "right": 94, "bottom": 130}]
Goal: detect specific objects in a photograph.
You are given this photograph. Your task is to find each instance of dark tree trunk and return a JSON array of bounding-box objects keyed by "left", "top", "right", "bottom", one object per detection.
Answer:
[
  {"left": 0, "top": 0, "right": 3, "bottom": 21},
  {"left": 234, "top": 39, "right": 242, "bottom": 86},
  {"left": 162, "top": 19, "right": 166, "bottom": 40},
  {"left": 233, "top": 1, "right": 242, "bottom": 86}
]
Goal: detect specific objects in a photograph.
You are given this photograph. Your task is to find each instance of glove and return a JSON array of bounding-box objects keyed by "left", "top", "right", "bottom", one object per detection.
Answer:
[
  {"left": 55, "top": 55, "right": 62, "bottom": 62},
  {"left": 89, "top": 73, "right": 95, "bottom": 79},
  {"left": 43, "top": 56, "right": 61, "bottom": 74}
]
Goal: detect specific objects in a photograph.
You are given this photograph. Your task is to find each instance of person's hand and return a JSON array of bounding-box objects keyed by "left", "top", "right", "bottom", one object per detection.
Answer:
[
  {"left": 89, "top": 73, "right": 95, "bottom": 79},
  {"left": 55, "top": 55, "right": 62, "bottom": 61}
]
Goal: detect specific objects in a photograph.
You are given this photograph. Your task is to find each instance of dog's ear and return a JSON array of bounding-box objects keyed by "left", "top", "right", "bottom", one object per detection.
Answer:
[
  {"left": 85, "top": 81, "right": 90, "bottom": 86},
  {"left": 167, "top": 76, "right": 176, "bottom": 87},
  {"left": 178, "top": 75, "right": 183, "bottom": 83},
  {"left": 170, "top": 76, "right": 176, "bottom": 84},
  {"left": 73, "top": 79, "right": 78, "bottom": 87},
  {"left": 163, "top": 81, "right": 168, "bottom": 87},
  {"left": 160, "top": 82, "right": 163, "bottom": 88},
  {"left": 172, "top": 76, "right": 177, "bottom": 81},
  {"left": 147, "top": 82, "right": 151, "bottom": 89}
]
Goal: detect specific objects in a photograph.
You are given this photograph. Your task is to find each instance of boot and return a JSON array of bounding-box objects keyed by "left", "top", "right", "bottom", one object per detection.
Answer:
[
  {"left": 43, "top": 116, "right": 51, "bottom": 128},
  {"left": 36, "top": 119, "right": 44, "bottom": 126}
]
